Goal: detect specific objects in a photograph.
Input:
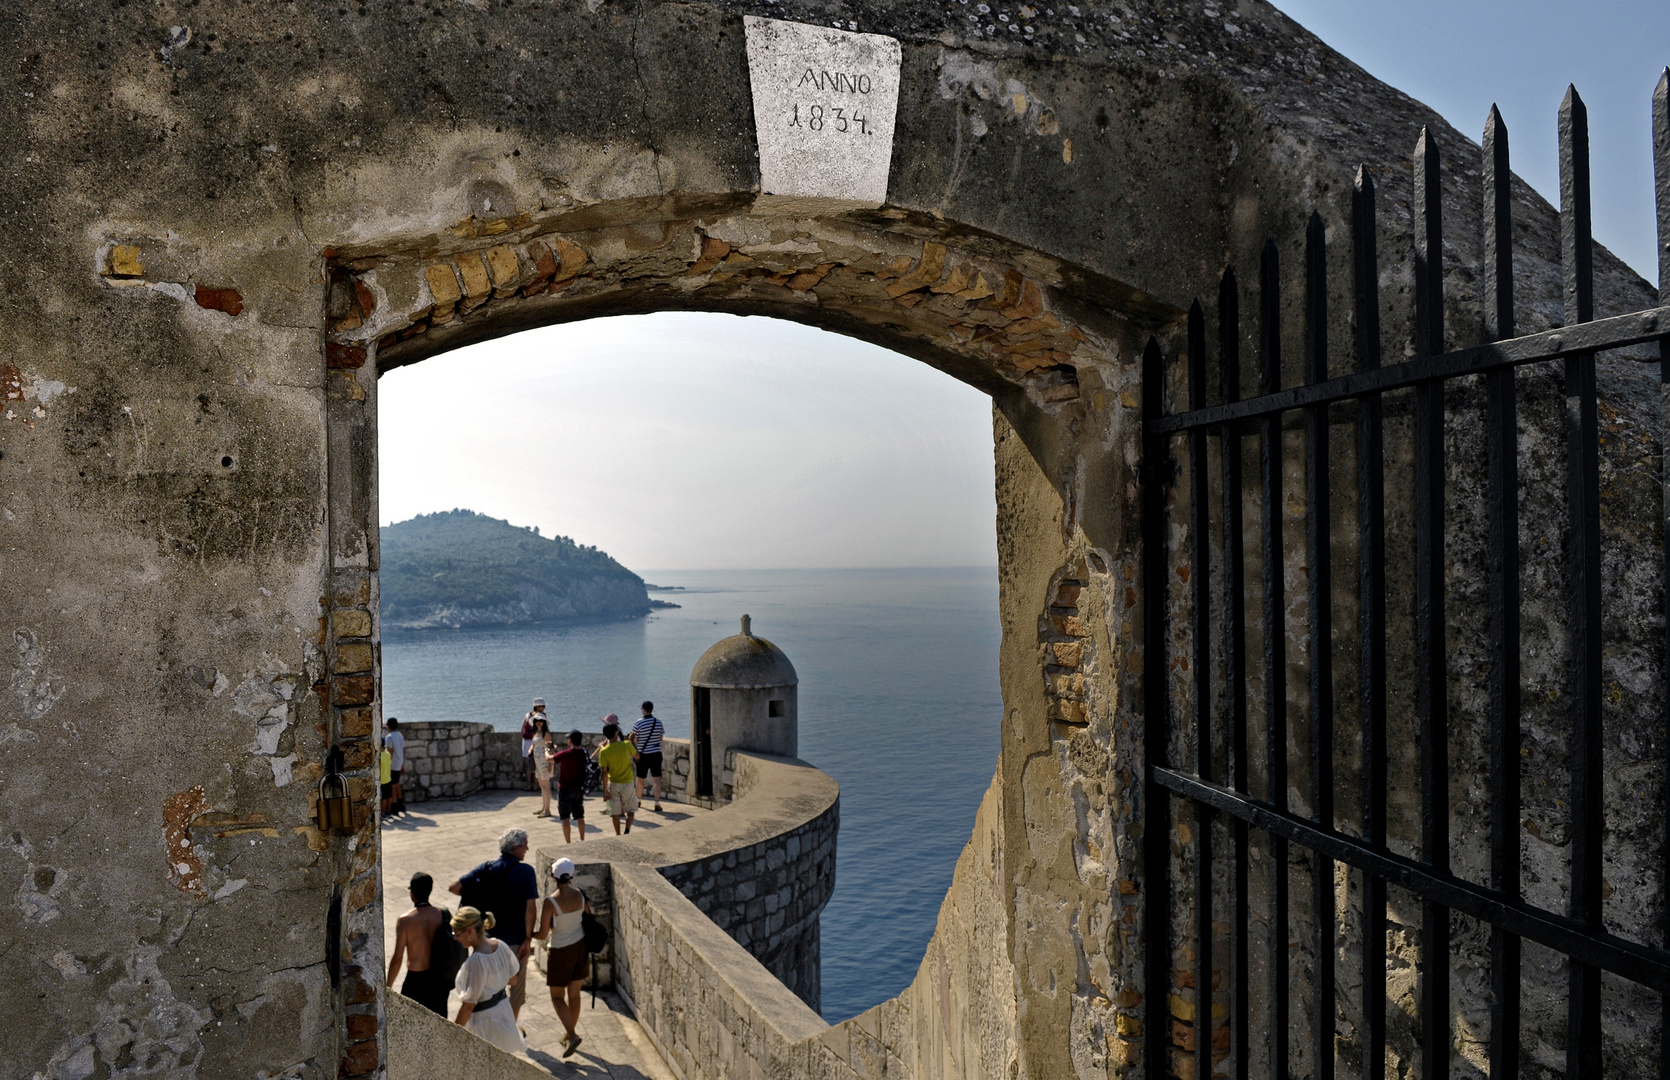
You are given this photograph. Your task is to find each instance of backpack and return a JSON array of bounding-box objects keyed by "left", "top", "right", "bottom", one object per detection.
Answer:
[
  {"left": 429, "top": 907, "right": 467, "bottom": 987},
  {"left": 584, "top": 758, "right": 603, "bottom": 795},
  {"left": 458, "top": 858, "right": 507, "bottom": 916},
  {"left": 581, "top": 909, "right": 608, "bottom": 954}
]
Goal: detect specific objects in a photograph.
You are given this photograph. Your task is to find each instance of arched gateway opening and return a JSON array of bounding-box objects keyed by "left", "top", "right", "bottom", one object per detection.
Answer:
[
  {"left": 10, "top": 2, "right": 1666, "bottom": 1078},
  {"left": 329, "top": 194, "right": 1154, "bottom": 1072},
  {"left": 371, "top": 308, "right": 1005, "bottom": 1035}
]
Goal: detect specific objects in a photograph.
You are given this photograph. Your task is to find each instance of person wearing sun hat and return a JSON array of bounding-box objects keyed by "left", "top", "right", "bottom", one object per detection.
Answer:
[
  {"left": 534, "top": 856, "right": 593, "bottom": 1057},
  {"left": 521, "top": 698, "right": 547, "bottom": 791}
]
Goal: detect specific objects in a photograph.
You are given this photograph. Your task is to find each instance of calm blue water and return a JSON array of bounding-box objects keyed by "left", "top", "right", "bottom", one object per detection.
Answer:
[{"left": 380, "top": 567, "right": 1002, "bottom": 1022}]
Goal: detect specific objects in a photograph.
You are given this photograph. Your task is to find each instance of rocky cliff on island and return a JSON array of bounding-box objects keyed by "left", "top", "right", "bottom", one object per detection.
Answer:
[{"left": 380, "top": 510, "right": 652, "bottom": 631}]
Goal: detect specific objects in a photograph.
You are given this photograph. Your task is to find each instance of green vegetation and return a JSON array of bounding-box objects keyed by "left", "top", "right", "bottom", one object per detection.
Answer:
[{"left": 380, "top": 510, "right": 649, "bottom": 629}]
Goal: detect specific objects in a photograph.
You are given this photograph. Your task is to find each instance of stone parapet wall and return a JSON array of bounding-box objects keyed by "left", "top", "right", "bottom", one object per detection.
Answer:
[
  {"left": 657, "top": 754, "right": 837, "bottom": 1006},
  {"left": 399, "top": 725, "right": 746, "bottom": 808},
  {"left": 397, "top": 722, "right": 488, "bottom": 800},
  {"left": 479, "top": 731, "right": 527, "bottom": 791},
  {"left": 612, "top": 864, "right": 831, "bottom": 1080},
  {"left": 385, "top": 991, "right": 553, "bottom": 1080},
  {"left": 398, "top": 723, "right": 608, "bottom": 802},
  {"left": 534, "top": 752, "right": 839, "bottom": 1015}
]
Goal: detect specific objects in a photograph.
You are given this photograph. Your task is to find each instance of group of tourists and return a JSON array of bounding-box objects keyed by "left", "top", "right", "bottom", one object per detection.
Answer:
[
  {"left": 386, "top": 828, "right": 600, "bottom": 1060},
  {"left": 380, "top": 698, "right": 670, "bottom": 1061},
  {"left": 520, "top": 697, "right": 667, "bottom": 838}
]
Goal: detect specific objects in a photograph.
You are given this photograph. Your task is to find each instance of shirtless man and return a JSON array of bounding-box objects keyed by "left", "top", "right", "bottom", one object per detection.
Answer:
[{"left": 387, "top": 871, "right": 450, "bottom": 1015}]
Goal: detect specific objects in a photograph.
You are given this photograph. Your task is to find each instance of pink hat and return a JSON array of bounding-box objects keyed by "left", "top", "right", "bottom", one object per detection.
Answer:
[{"left": 601, "top": 712, "right": 619, "bottom": 726}]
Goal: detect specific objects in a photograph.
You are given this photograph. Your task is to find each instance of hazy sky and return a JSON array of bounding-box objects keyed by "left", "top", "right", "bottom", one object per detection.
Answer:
[
  {"left": 1274, "top": 0, "right": 1667, "bottom": 280},
  {"left": 378, "top": 314, "right": 999, "bottom": 570},
  {"left": 379, "top": 4, "right": 1665, "bottom": 572}
]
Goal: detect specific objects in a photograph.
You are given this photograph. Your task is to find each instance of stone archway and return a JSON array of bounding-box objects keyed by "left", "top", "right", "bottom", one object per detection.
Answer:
[
  {"left": 320, "top": 187, "right": 1163, "bottom": 1079},
  {"left": 7, "top": 1, "right": 1655, "bottom": 1077}
]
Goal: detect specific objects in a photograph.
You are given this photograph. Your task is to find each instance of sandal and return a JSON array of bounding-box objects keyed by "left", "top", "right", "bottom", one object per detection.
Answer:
[{"left": 562, "top": 1034, "right": 582, "bottom": 1058}]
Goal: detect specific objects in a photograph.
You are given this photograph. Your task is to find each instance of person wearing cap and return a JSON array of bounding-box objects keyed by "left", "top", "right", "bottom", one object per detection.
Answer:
[
  {"left": 521, "top": 699, "right": 547, "bottom": 791},
  {"left": 593, "top": 720, "right": 639, "bottom": 834},
  {"left": 534, "top": 857, "right": 593, "bottom": 1058},
  {"left": 550, "top": 729, "right": 590, "bottom": 843},
  {"left": 387, "top": 871, "right": 451, "bottom": 1016}
]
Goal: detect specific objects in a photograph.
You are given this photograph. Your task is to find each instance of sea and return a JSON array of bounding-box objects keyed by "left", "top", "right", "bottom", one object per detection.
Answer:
[{"left": 380, "top": 566, "right": 1002, "bottom": 1022}]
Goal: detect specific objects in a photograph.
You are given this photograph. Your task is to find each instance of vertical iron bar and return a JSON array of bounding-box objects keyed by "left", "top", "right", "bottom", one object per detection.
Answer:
[
  {"left": 1560, "top": 86, "right": 1605, "bottom": 1080},
  {"left": 1413, "top": 126, "right": 1452, "bottom": 1080},
  {"left": 1221, "top": 267, "right": 1251, "bottom": 1080},
  {"left": 1188, "top": 301, "right": 1216, "bottom": 1080},
  {"left": 1655, "top": 65, "right": 1670, "bottom": 1080},
  {"left": 1483, "top": 104, "right": 1523, "bottom": 1080},
  {"left": 1260, "top": 239, "right": 1291, "bottom": 1080},
  {"left": 1305, "top": 211, "right": 1337, "bottom": 1080},
  {"left": 1142, "top": 336, "right": 1174, "bottom": 1080},
  {"left": 1353, "top": 165, "right": 1388, "bottom": 1080}
]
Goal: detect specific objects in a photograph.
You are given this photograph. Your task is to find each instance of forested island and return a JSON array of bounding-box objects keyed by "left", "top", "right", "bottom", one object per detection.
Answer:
[{"left": 379, "top": 510, "right": 656, "bottom": 631}]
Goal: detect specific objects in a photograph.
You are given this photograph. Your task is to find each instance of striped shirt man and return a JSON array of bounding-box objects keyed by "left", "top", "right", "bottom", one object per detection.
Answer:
[{"left": 631, "top": 712, "right": 664, "bottom": 755}]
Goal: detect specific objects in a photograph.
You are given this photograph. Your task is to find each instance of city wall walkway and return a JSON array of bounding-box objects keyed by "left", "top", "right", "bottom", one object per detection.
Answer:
[{"left": 381, "top": 788, "right": 689, "bottom": 1078}]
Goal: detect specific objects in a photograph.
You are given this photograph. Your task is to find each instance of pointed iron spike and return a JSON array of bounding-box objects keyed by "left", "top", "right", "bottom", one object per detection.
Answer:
[
  {"left": 1483, "top": 99, "right": 1514, "bottom": 342},
  {"left": 1654, "top": 68, "right": 1669, "bottom": 299},
  {"left": 1259, "top": 240, "right": 1281, "bottom": 396},
  {"left": 1218, "top": 267, "right": 1240, "bottom": 405},
  {"left": 1304, "top": 214, "right": 1328, "bottom": 385},
  {"left": 1187, "top": 300, "right": 1207, "bottom": 410},
  {"left": 1351, "top": 161, "right": 1381, "bottom": 375},
  {"left": 1560, "top": 78, "right": 1595, "bottom": 327},
  {"left": 1413, "top": 124, "right": 1444, "bottom": 357}
]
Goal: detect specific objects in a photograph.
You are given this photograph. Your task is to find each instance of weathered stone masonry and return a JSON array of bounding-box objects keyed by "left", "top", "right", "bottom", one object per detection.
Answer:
[
  {"left": 4, "top": 1, "right": 1663, "bottom": 1078},
  {"left": 531, "top": 750, "right": 839, "bottom": 1012}
]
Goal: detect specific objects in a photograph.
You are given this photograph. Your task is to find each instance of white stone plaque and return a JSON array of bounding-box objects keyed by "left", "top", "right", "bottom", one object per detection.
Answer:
[{"left": 744, "top": 16, "right": 902, "bottom": 210}]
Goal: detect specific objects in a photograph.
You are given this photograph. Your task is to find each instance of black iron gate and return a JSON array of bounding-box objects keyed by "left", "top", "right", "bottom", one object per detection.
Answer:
[{"left": 1141, "top": 74, "right": 1670, "bottom": 1080}]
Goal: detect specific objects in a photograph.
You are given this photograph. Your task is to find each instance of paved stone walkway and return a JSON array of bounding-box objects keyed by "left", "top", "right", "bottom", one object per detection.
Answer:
[{"left": 381, "top": 788, "right": 699, "bottom": 1079}]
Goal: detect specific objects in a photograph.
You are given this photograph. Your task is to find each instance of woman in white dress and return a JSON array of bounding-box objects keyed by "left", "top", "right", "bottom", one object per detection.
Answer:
[{"left": 450, "top": 906, "right": 527, "bottom": 1056}]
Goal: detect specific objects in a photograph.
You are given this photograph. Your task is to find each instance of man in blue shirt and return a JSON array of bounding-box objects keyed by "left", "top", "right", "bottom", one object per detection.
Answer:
[
  {"left": 448, "top": 827, "right": 539, "bottom": 1018},
  {"left": 631, "top": 700, "right": 666, "bottom": 813}
]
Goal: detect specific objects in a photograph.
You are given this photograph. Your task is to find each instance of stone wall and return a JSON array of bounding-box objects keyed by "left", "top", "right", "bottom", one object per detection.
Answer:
[
  {"left": 397, "top": 722, "right": 486, "bottom": 800},
  {"left": 385, "top": 991, "right": 551, "bottom": 1080},
  {"left": 8, "top": 0, "right": 1666, "bottom": 1074},
  {"left": 612, "top": 863, "right": 832, "bottom": 1080},
  {"left": 658, "top": 737, "right": 746, "bottom": 808},
  {"left": 532, "top": 751, "right": 838, "bottom": 1012},
  {"left": 400, "top": 725, "right": 745, "bottom": 808},
  {"left": 657, "top": 753, "right": 838, "bottom": 1006},
  {"left": 398, "top": 723, "right": 594, "bottom": 802}
]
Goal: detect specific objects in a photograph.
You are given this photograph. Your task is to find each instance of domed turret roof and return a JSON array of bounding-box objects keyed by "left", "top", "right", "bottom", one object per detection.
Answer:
[{"left": 690, "top": 615, "right": 798, "bottom": 689}]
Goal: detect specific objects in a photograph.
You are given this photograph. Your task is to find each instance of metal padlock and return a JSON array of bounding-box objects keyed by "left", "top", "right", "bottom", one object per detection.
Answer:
[{"left": 317, "top": 772, "right": 352, "bottom": 834}]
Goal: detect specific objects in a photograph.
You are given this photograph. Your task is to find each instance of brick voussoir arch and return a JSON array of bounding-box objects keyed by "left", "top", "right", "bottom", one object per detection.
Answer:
[{"left": 321, "top": 203, "right": 1184, "bottom": 410}]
